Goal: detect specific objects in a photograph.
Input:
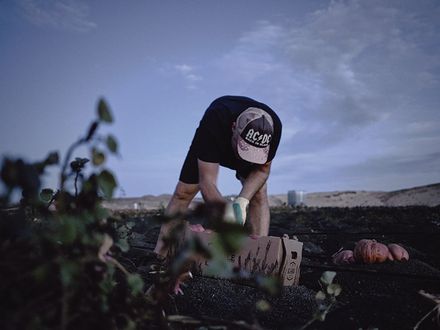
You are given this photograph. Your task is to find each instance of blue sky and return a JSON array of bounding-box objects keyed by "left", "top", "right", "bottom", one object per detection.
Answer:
[{"left": 1, "top": 0, "right": 439, "bottom": 197}]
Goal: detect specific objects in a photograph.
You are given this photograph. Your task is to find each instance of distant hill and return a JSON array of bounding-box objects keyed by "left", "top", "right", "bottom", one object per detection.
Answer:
[
  {"left": 270, "top": 183, "right": 440, "bottom": 207},
  {"left": 103, "top": 183, "right": 440, "bottom": 211}
]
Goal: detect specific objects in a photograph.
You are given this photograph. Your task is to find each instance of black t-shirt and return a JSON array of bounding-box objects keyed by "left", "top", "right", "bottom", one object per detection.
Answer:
[{"left": 189, "top": 95, "right": 282, "bottom": 173}]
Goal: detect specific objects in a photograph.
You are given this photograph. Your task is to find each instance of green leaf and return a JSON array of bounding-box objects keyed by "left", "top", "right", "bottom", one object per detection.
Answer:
[
  {"left": 327, "top": 283, "right": 342, "bottom": 296},
  {"left": 106, "top": 135, "right": 118, "bottom": 153},
  {"left": 214, "top": 225, "right": 247, "bottom": 255},
  {"left": 81, "top": 175, "right": 97, "bottom": 194},
  {"left": 44, "top": 152, "right": 59, "bottom": 165},
  {"left": 126, "top": 221, "right": 135, "bottom": 229},
  {"left": 117, "top": 226, "right": 128, "bottom": 236},
  {"left": 320, "top": 271, "right": 336, "bottom": 286},
  {"left": 98, "top": 169, "right": 117, "bottom": 199},
  {"left": 256, "top": 275, "right": 281, "bottom": 296},
  {"left": 40, "top": 188, "right": 54, "bottom": 202},
  {"left": 94, "top": 205, "right": 110, "bottom": 220},
  {"left": 256, "top": 299, "right": 271, "bottom": 312},
  {"left": 191, "top": 236, "right": 212, "bottom": 259},
  {"left": 204, "top": 258, "right": 233, "bottom": 278},
  {"left": 33, "top": 264, "right": 50, "bottom": 283},
  {"left": 60, "top": 217, "right": 77, "bottom": 244},
  {"left": 315, "top": 290, "right": 326, "bottom": 301},
  {"left": 124, "top": 320, "right": 137, "bottom": 330},
  {"left": 99, "top": 277, "right": 117, "bottom": 294},
  {"left": 97, "top": 99, "right": 113, "bottom": 123},
  {"left": 92, "top": 148, "right": 105, "bottom": 166},
  {"left": 127, "top": 274, "right": 144, "bottom": 295},
  {"left": 60, "top": 260, "right": 78, "bottom": 287},
  {"left": 115, "top": 238, "right": 130, "bottom": 252}
]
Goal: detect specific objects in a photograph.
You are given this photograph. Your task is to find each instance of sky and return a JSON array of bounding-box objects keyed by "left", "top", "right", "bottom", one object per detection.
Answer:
[{"left": 1, "top": 0, "right": 439, "bottom": 198}]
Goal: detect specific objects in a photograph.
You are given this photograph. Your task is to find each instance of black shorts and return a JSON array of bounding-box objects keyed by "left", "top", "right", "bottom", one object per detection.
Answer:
[{"left": 179, "top": 148, "right": 254, "bottom": 184}]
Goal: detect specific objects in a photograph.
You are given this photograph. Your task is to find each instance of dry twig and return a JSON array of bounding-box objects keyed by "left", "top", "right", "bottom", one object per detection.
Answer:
[{"left": 414, "top": 290, "right": 440, "bottom": 329}]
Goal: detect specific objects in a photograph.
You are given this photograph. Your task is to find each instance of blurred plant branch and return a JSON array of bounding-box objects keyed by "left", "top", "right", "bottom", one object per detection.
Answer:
[
  {"left": 414, "top": 290, "right": 440, "bottom": 329},
  {"left": 299, "top": 271, "right": 341, "bottom": 330}
]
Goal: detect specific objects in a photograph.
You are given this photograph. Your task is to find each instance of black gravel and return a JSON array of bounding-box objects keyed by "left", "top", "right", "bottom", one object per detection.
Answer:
[
  {"left": 124, "top": 206, "right": 440, "bottom": 330},
  {"left": 172, "top": 276, "right": 316, "bottom": 329}
]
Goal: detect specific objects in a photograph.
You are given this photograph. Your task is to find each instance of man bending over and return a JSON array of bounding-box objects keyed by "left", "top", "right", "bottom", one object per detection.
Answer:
[{"left": 154, "top": 95, "right": 282, "bottom": 257}]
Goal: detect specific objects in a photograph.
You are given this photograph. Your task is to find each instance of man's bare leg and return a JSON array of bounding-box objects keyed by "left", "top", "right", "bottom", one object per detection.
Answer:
[
  {"left": 247, "top": 182, "right": 270, "bottom": 237},
  {"left": 154, "top": 181, "right": 199, "bottom": 256}
]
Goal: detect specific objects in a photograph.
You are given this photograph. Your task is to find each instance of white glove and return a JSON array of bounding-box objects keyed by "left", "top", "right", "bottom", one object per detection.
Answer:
[{"left": 223, "top": 197, "right": 249, "bottom": 225}]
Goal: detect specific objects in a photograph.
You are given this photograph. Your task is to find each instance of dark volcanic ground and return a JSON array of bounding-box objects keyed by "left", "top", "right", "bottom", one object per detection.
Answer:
[{"left": 122, "top": 206, "right": 440, "bottom": 330}]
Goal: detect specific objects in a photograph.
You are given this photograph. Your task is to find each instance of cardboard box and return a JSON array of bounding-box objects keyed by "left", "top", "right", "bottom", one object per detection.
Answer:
[{"left": 183, "top": 230, "right": 303, "bottom": 286}]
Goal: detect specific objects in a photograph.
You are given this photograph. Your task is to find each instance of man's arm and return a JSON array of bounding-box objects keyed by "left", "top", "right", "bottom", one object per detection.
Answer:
[
  {"left": 238, "top": 162, "right": 271, "bottom": 200},
  {"left": 197, "top": 159, "right": 226, "bottom": 203}
]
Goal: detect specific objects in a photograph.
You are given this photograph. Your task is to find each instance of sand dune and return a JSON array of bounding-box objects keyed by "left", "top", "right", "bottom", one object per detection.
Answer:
[{"left": 270, "top": 183, "right": 440, "bottom": 207}]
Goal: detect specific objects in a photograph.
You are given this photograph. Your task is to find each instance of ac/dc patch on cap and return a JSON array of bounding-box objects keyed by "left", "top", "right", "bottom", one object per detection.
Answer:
[
  {"left": 236, "top": 107, "right": 275, "bottom": 164},
  {"left": 240, "top": 115, "right": 273, "bottom": 148}
]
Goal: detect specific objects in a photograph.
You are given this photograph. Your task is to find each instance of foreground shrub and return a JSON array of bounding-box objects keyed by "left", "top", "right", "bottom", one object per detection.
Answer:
[{"left": 0, "top": 100, "right": 155, "bottom": 329}]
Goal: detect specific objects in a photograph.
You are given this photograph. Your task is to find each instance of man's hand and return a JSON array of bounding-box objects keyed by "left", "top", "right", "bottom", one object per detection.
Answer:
[
  {"left": 233, "top": 197, "right": 249, "bottom": 225},
  {"left": 197, "top": 159, "right": 251, "bottom": 225},
  {"left": 224, "top": 197, "right": 249, "bottom": 225}
]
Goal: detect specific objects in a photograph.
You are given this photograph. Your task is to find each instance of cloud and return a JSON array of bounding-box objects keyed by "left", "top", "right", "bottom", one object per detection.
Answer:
[
  {"left": 161, "top": 1, "right": 440, "bottom": 191},
  {"left": 333, "top": 150, "right": 440, "bottom": 190},
  {"left": 350, "top": 152, "right": 440, "bottom": 176},
  {"left": 270, "top": 139, "right": 440, "bottom": 192},
  {"left": 17, "top": 0, "right": 96, "bottom": 32},
  {"left": 216, "top": 21, "right": 288, "bottom": 88},
  {"left": 214, "top": 1, "right": 440, "bottom": 156},
  {"left": 174, "top": 64, "right": 203, "bottom": 90}
]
